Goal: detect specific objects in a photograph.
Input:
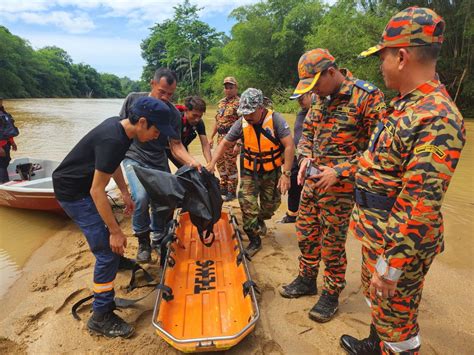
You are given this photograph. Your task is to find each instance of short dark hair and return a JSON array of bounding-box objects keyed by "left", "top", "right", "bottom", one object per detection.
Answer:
[
  {"left": 129, "top": 111, "right": 153, "bottom": 129},
  {"left": 184, "top": 96, "right": 206, "bottom": 112},
  {"left": 409, "top": 44, "right": 442, "bottom": 62},
  {"left": 388, "top": 44, "right": 441, "bottom": 63},
  {"left": 153, "top": 68, "right": 177, "bottom": 85}
]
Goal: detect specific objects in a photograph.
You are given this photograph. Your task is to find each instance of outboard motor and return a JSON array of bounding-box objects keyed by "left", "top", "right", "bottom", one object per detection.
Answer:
[{"left": 16, "top": 163, "right": 33, "bottom": 180}]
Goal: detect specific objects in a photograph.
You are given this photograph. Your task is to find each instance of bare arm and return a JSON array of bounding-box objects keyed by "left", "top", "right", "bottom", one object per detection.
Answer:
[
  {"left": 198, "top": 134, "right": 212, "bottom": 164},
  {"left": 278, "top": 135, "right": 295, "bottom": 194},
  {"left": 112, "top": 166, "right": 134, "bottom": 215},
  {"left": 90, "top": 170, "right": 127, "bottom": 255},
  {"left": 209, "top": 121, "right": 218, "bottom": 149},
  {"left": 169, "top": 139, "right": 201, "bottom": 170},
  {"left": 206, "top": 138, "right": 234, "bottom": 172}
]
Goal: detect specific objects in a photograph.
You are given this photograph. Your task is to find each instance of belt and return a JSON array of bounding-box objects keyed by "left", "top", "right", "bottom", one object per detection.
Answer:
[{"left": 354, "top": 188, "right": 396, "bottom": 211}]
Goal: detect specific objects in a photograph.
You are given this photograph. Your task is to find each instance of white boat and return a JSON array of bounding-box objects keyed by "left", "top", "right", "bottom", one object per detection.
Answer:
[{"left": 0, "top": 158, "right": 118, "bottom": 215}]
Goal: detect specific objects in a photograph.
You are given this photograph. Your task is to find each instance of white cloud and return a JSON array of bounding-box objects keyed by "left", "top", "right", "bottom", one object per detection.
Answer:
[
  {"left": 14, "top": 11, "right": 95, "bottom": 34},
  {"left": 0, "top": 0, "right": 259, "bottom": 33}
]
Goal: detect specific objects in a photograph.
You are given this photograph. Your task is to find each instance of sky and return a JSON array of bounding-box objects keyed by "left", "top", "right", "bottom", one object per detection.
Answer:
[{"left": 0, "top": 0, "right": 262, "bottom": 80}]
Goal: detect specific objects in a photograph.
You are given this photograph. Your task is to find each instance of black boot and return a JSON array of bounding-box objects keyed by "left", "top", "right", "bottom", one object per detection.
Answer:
[
  {"left": 308, "top": 290, "right": 339, "bottom": 322},
  {"left": 87, "top": 310, "right": 134, "bottom": 338},
  {"left": 340, "top": 324, "right": 381, "bottom": 355},
  {"left": 136, "top": 231, "right": 151, "bottom": 263},
  {"left": 257, "top": 219, "right": 267, "bottom": 236},
  {"left": 245, "top": 233, "right": 262, "bottom": 257},
  {"left": 279, "top": 275, "right": 317, "bottom": 298}
]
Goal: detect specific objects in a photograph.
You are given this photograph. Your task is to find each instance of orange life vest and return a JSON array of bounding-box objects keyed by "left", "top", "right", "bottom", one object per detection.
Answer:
[{"left": 242, "top": 110, "right": 283, "bottom": 172}]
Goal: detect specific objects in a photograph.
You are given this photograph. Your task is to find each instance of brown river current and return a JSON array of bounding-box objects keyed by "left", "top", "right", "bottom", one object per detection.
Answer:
[{"left": 0, "top": 99, "right": 472, "bottom": 298}]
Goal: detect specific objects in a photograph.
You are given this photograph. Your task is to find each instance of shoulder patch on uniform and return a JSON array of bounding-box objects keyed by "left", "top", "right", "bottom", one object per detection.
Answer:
[
  {"left": 355, "top": 79, "right": 378, "bottom": 93},
  {"left": 373, "top": 102, "right": 386, "bottom": 112},
  {"left": 414, "top": 144, "right": 446, "bottom": 159}
]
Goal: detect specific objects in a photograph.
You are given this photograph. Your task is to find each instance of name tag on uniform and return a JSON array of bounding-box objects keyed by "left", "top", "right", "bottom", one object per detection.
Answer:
[{"left": 414, "top": 144, "right": 446, "bottom": 159}]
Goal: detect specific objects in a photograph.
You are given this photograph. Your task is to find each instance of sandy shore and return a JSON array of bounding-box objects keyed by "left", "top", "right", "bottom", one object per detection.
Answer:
[{"left": 0, "top": 194, "right": 472, "bottom": 354}]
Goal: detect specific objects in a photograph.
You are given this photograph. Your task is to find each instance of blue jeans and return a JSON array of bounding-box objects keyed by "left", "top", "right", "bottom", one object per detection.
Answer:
[
  {"left": 59, "top": 196, "right": 119, "bottom": 314},
  {"left": 122, "top": 158, "right": 172, "bottom": 237}
]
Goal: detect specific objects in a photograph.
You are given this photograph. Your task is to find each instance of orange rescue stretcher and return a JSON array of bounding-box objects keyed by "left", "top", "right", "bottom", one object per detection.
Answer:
[{"left": 152, "top": 209, "right": 260, "bottom": 352}]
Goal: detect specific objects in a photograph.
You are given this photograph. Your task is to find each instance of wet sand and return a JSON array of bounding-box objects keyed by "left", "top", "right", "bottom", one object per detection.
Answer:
[{"left": 0, "top": 100, "right": 472, "bottom": 353}]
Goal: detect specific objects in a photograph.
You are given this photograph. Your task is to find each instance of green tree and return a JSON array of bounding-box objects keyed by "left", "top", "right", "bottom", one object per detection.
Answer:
[{"left": 140, "top": 0, "right": 224, "bottom": 96}]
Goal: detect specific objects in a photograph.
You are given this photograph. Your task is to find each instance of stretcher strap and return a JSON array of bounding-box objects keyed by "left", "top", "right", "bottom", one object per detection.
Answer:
[
  {"left": 242, "top": 280, "right": 259, "bottom": 298},
  {"left": 157, "top": 284, "right": 174, "bottom": 302},
  {"left": 199, "top": 229, "right": 215, "bottom": 247},
  {"left": 236, "top": 250, "right": 251, "bottom": 266}
]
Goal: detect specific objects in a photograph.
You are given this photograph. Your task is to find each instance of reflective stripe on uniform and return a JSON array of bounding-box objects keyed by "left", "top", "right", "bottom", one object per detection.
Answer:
[
  {"left": 93, "top": 280, "right": 114, "bottom": 293},
  {"left": 384, "top": 334, "right": 421, "bottom": 352}
]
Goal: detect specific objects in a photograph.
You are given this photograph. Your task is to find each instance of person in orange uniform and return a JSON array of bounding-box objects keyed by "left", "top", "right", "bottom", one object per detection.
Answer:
[
  {"left": 210, "top": 77, "right": 240, "bottom": 201},
  {"left": 340, "top": 7, "right": 466, "bottom": 355}
]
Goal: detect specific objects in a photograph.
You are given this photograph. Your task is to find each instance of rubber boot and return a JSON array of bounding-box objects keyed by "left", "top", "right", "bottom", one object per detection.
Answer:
[
  {"left": 309, "top": 290, "right": 339, "bottom": 323},
  {"left": 279, "top": 275, "right": 317, "bottom": 298},
  {"left": 340, "top": 324, "right": 381, "bottom": 355},
  {"left": 136, "top": 231, "right": 151, "bottom": 264}
]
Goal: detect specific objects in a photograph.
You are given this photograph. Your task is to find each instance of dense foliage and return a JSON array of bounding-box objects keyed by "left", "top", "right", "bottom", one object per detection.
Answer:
[
  {"left": 0, "top": 0, "right": 472, "bottom": 114},
  {"left": 0, "top": 26, "right": 141, "bottom": 99}
]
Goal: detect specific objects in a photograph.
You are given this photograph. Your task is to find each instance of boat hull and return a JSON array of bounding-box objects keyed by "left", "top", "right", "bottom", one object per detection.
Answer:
[{"left": 0, "top": 187, "right": 65, "bottom": 215}]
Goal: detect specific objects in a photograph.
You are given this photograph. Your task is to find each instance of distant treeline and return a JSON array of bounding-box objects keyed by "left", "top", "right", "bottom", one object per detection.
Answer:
[
  {"left": 0, "top": 26, "right": 143, "bottom": 99},
  {"left": 0, "top": 0, "right": 472, "bottom": 115}
]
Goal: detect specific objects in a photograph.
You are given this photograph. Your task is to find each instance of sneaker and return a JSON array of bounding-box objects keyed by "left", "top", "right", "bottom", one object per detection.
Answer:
[
  {"left": 87, "top": 311, "right": 135, "bottom": 338},
  {"left": 340, "top": 324, "right": 381, "bottom": 355},
  {"left": 245, "top": 241, "right": 262, "bottom": 257},
  {"left": 279, "top": 275, "right": 317, "bottom": 298},
  {"left": 223, "top": 192, "right": 236, "bottom": 202},
  {"left": 308, "top": 290, "right": 339, "bottom": 323},
  {"left": 279, "top": 213, "right": 297, "bottom": 224}
]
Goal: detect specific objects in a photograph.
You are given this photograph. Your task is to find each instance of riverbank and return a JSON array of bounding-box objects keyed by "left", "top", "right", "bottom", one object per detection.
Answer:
[{"left": 0, "top": 194, "right": 472, "bottom": 354}]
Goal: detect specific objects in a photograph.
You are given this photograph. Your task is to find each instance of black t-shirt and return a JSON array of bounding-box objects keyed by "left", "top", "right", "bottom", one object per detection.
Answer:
[
  {"left": 52, "top": 117, "right": 132, "bottom": 201},
  {"left": 181, "top": 116, "right": 206, "bottom": 148},
  {"left": 119, "top": 92, "right": 181, "bottom": 170}
]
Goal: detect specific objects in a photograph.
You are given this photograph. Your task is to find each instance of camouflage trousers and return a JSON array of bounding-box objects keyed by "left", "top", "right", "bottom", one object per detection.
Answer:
[
  {"left": 216, "top": 134, "right": 239, "bottom": 194},
  {"left": 362, "top": 246, "right": 434, "bottom": 354},
  {"left": 238, "top": 169, "right": 281, "bottom": 238},
  {"left": 296, "top": 177, "right": 354, "bottom": 295}
]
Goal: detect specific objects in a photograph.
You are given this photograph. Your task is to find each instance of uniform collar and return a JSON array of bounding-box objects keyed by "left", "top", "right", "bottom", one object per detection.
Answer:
[
  {"left": 390, "top": 76, "right": 441, "bottom": 112},
  {"left": 332, "top": 68, "right": 355, "bottom": 98}
]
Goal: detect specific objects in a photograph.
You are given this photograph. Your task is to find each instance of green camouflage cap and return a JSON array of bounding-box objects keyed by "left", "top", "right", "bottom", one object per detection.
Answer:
[
  {"left": 360, "top": 7, "right": 445, "bottom": 57},
  {"left": 238, "top": 88, "right": 264, "bottom": 115}
]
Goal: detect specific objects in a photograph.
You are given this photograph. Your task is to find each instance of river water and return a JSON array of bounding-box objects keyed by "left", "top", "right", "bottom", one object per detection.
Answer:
[{"left": 0, "top": 99, "right": 472, "bottom": 298}]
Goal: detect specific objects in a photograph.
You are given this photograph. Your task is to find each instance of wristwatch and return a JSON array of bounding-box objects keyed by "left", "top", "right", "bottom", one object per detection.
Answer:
[{"left": 282, "top": 170, "right": 291, "bottom": 177}]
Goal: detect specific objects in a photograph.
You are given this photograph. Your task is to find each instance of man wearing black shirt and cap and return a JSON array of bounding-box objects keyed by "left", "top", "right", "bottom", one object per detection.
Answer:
[{"left": 53, "top": 96, "right": 175, "bottom": 338}]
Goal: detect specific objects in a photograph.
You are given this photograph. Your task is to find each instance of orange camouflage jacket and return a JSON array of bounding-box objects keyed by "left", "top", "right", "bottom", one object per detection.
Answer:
[
  {"left": 351, "top": 78, "right": 466, "bottom": 275},
  {"left": 297, "top": 69, "right": 386, "bottom": 178},
  {"left": 215, "top": 96, "right": 240, "bottom": 131}
]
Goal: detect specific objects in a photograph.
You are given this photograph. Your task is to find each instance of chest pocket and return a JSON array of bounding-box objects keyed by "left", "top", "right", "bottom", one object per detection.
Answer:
[
  {"left": 373, "top": 121, "right": 398, "bottom": 169},
  {"left": 330, "top": 106, "right": 359, "bottom": 136}
]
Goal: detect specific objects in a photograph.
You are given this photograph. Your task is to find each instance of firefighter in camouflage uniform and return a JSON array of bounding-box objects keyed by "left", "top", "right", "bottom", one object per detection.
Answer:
[
  {"left": 207, "top": 88, "right": 295, "bottom": 257},
  {"left": 340, "top": 7, "right": 466, "bottom": 355},
  {"left": 279, "top": 49, "right": 386, "bottom": 324},
  {"left": 210, "top": 77, "right": 240, "bottom": 201}
]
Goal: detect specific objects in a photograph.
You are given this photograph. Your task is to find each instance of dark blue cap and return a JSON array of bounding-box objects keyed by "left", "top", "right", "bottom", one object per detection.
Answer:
[{"left": 131, "top": 97, "right": 177, "bottom": 138}]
